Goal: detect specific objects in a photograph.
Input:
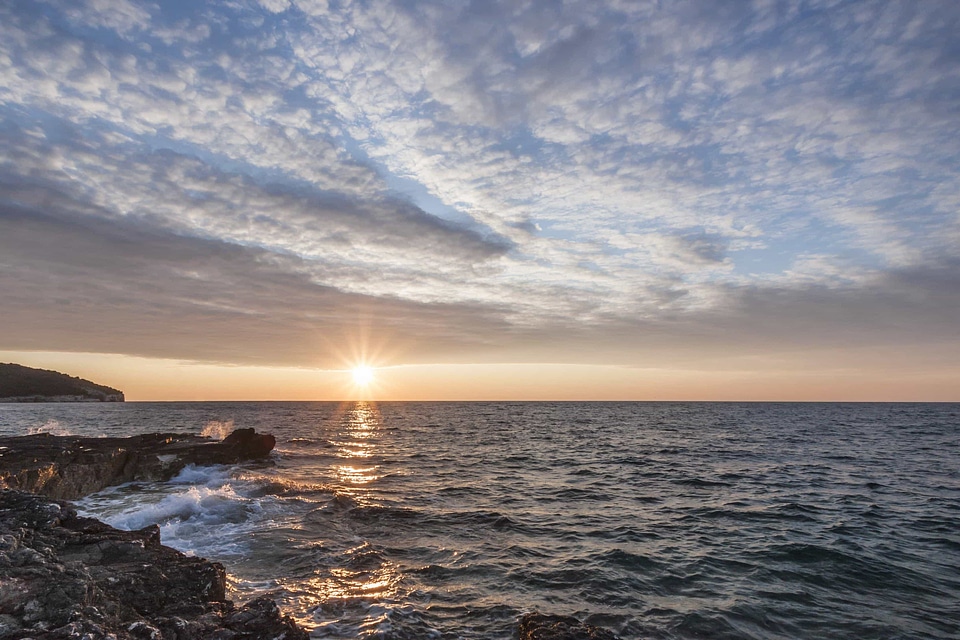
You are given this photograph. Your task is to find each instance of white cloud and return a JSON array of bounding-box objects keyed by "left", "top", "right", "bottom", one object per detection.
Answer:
[
  {"left": 60, "top": 0, "right": 155, "bottom": 35},
  {"left": 258, "top": 0, "right": 290, "bottom": 14},
  {"left": 1, "top": 0, "right": 958, "bottom": 368}
]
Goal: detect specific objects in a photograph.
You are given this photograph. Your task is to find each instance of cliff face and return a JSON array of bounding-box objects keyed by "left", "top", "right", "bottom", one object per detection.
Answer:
[{"left": 0, "top": 364, "right": 124, "bottom": 402}]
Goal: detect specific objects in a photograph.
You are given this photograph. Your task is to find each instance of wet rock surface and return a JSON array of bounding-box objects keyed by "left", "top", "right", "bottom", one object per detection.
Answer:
[
  {"left": 0, "top": 429, "right": 276, "bottom": 500},
  {"left": 0, "top": 489, "right": 308, "bottom": 640},
  {"left": 518, "top": 613, "right": 621, "bottom": 640}
]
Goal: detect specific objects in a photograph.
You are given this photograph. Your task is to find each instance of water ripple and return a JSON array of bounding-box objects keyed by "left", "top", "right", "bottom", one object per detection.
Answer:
[{"left": 7, "top": 401, "right": 958, "bottom": 639}]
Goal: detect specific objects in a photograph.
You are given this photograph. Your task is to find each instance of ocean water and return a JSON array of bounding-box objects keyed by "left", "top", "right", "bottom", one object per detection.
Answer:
[{"left": 1, "top": 402, "right": 958, "bottom": 639}]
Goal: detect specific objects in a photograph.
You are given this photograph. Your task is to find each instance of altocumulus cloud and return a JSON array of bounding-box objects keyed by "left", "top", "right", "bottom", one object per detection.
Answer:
[{"left": 0, "top": 0, "right": 958, "bottom": 369}]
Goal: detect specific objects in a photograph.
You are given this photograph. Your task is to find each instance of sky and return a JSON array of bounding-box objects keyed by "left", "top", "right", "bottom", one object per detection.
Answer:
[{"left": 1, "top": 0, "right": 958, "bottom": 401}]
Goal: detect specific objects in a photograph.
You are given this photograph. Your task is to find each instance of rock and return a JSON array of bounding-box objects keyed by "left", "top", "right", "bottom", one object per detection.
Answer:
[
  {"left": 222, "top": 596, "right": 304, "bottom": 638},
  {"left": 0, "top": 430, "right": 276, "bottom": 500},
  {"left": 0, "top": 613, "right": 21, "bottom": 639},
  {"left": 518, "top": 613, "right": 621, "bottom": 640},
  {"left": 220, "top": 428, "right": 276, "bottom": 460},
  {"left": 0, "top": 489, "right": 308, "bottom": 640}
]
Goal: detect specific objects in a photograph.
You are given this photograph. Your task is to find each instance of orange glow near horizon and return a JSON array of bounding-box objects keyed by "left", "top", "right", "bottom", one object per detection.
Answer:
[{"left": 1, "top": 350, "right": 959, "bottom": 402}]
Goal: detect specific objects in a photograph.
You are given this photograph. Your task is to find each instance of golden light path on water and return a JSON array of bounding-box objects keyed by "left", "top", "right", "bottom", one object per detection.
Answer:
[
  {"left": 281, "top": 402, "right": 403, "bottom": 633},
  {"left": 333, "top": 402, "right": 381, "bottom": 489}
]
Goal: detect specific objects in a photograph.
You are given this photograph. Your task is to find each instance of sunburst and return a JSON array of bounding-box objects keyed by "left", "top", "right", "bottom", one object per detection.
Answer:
[{"left": 352, "top": 365, "right": 375, "bottom": 387}]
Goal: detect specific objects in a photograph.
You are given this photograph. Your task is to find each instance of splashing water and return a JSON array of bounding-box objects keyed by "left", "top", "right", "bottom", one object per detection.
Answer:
[
  {"left": 27, "top": 419, "right": 73, "bottom": 436},
  {"left": 201, "top": 419, "right": 234, "bottom": 440}
]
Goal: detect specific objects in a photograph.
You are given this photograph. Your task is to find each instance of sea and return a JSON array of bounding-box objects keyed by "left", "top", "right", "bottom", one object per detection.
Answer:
[{"left": 1, "top": 402, "right": 958, "bottom": 639}]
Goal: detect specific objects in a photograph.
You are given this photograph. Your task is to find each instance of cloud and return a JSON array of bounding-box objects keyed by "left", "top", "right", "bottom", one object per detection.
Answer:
[
  {"left": 0, "top": 121, "right": 512, "bottom": 304},
  {"left": 1, "top": 0, "right": 958, "bottom": 373},
  {"left": 60, "top": 0, "right": 155, "bottom": 35},
  {"left": 258, "top": 0, "right": 290, "bottom": 14},
  {"left": 3, "top": 173, "right": 956, "bottom": 369},
  {"left": 0, "top": 196, "right": 515, "bottom": 366}
]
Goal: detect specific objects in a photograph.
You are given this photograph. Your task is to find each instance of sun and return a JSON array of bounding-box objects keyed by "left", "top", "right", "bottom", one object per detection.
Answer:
[{"left": 352, "top": 365, "right": 375, "bottom": 386}]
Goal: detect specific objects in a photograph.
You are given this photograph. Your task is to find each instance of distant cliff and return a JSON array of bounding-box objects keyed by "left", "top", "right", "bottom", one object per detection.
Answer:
[{"left": 0, "top": 363, "right": 124, "bottom": 402}]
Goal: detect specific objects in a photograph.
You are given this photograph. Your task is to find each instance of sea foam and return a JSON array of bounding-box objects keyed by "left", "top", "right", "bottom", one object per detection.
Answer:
[{"left": 77, "top": 465, "right": 276, "bottom": 559}]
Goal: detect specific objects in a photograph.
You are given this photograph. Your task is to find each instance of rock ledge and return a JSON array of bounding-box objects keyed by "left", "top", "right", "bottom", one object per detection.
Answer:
[{"left": 0, "top": 428, "right": 276, "bottom": 500}]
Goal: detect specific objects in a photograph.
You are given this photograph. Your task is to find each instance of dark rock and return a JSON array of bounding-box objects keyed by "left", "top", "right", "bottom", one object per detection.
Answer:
[
  {"left": 0, "top": 489, "right": 308, "bottom": 640},
  {"left": 221, "top": 428, "right": 276, "bottom": 460},
  {"left": 518, "top": 613, "right": 621, "bottom": 640},
  {"left": 0, "top": 430, "right": 276, "bottom": 500}
]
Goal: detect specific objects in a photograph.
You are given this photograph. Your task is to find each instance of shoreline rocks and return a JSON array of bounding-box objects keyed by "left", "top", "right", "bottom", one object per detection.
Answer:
[
  {"left": 0, "top": 489, "right": 307, "bottom": 639},
  {"left": 0, "top": 429, "right": 306, "bottom": 639},
  {"left": 0, "top": 428, "right": 276, "bottom": 500}
]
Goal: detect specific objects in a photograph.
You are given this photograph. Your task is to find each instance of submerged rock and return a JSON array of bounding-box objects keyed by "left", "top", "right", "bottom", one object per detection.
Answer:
[
  {"left": 0, "top": 489, "right": 308, "bottom": 640},
  {"left": 518, "top": 613, "right": 621, "bottom": 640},
  {"left": 0, "top": 429, "right": 276, "bottom": 500}
]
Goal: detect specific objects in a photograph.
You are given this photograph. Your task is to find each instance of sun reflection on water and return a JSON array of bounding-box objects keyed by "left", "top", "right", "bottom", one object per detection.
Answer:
[
  {"left": 331, "top": 401, "right": 384, "bottom": 491},
  {"left": 334, "top": 464, "right": 381, "bottom": 485},
  {"left": 287, "top": 401, "right": 404, "bottom": 634}
]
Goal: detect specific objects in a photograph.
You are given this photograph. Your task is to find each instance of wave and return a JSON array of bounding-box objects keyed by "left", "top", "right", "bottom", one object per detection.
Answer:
[
  {"left": 74, "top": 464, "right": 314, "bottom": 560},
  {"left": 594, "top": 548, "right": 663, "bottom": 572},
  {"left": 550, "top": 487, "right": 612, "bottom": 501},
  {"left": 347, "top": 504, "right": 424, "bottom": 522},
  {"left": 79, "top": 482, "right": 262, "bottom": 558}
]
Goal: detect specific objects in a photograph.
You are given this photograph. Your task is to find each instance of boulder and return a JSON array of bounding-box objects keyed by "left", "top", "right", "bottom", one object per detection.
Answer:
[{"left": 220, "top": 428, "right": 276, "bottom": 460}]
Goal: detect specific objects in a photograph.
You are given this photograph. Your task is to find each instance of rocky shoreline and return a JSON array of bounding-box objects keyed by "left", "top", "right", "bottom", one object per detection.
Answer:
[
  {"left": 0, "top": 429, "right": 276, "bottom": 501},
  {"left": 0, "top": 430, "right": 621, "bottom": 640},
  {"left": 0, "top": 489, "right": 307, "bottom": 639},
  {"left": 0, "top": 428, "right": 308, "bottom": 639}
]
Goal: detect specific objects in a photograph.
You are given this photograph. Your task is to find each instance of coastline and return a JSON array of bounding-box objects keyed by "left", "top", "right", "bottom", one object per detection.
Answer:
[
  {"left": 0, "top": 430, "right": 618, "bottom": 640},
  {"left": 0, "top": 488, "right": 309, "bottom": 640},
  {"left": 0, "top": 429, "right": 276, "bottom": 500},
  {"left": 0, "top": 428, "right": 308, "bottom": 639}
]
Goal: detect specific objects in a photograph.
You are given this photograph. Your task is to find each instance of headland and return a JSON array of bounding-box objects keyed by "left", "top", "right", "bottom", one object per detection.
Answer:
[{"left": 0, "top": 364, "right": 124, "bottom": 403}]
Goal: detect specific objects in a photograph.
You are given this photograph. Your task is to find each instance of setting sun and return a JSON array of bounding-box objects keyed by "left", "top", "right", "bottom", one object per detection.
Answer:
[{"left": 352, "top": 365, "right": 375, "bottom": 386}]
